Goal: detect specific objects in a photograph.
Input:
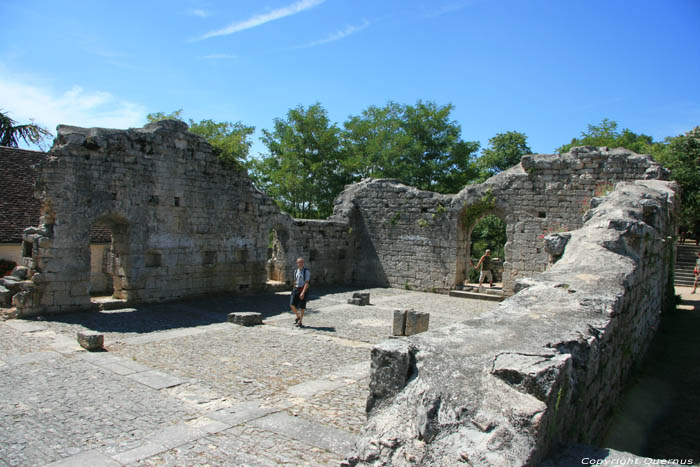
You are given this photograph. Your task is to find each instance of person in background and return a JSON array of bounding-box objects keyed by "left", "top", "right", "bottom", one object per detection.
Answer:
[{"left": 290, "top": 257, "right": 310, "bottom": 327}]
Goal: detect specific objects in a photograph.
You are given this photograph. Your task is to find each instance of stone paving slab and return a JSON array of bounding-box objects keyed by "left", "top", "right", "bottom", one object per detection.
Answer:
[
  {"left": 251, "top": 411, "right": 359, "bottom": 456},
  {"left": 127, "top": 370, "right": 190, "bottom": 390},
  {"left": 44, "top": 450, "right": 121, "bottom": 467},
  {"left": 0, "top": 286, "right": 496, "bottom": 466}
]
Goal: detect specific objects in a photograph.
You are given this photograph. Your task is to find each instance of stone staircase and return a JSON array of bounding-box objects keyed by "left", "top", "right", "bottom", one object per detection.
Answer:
[
  {"left": 449, "top": 283, "right": 505, "bottom": 302},
  {"left": 675, "top": 243, "right": 700, "bottom": 286}
]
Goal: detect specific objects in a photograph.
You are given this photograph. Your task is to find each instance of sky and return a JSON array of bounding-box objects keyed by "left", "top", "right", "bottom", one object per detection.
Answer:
[{"left": 1, "top": 0, "right": 699, "bottom": 157}]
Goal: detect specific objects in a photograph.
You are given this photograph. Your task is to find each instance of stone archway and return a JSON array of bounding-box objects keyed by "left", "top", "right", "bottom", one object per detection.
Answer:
[{"left": 266, "top": 226, "right": 290, "bottom": 285}]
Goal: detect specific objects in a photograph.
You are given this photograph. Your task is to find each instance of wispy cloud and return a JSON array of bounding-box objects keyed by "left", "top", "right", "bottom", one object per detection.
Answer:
[
  {"left": 0, "top": 72, "right": 146, "bottom": 137},
  {"left": 424, "top": 0, "right": 475, "bottom": 19},
  {"left": 189, "top": 9, "right": 210, "bottom": 18},
  {"left": 200, "top": 53, "right": 237, "bottom": 60},
  {"left": 293, "top": 20, "right": 370, "bottom": 49},
  {"left": 194, "top": 0, "right": 326, "bottom": 41}
]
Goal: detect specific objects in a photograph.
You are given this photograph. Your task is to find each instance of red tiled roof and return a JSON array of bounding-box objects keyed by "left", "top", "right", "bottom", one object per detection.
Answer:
[{"left": 0, "top": 146, "right": 111, "bottom": 244}]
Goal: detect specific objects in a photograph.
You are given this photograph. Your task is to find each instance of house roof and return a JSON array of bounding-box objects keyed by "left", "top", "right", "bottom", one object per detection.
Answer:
[{"left": 0, "top": 146, "right": 111, "bottom": 244}]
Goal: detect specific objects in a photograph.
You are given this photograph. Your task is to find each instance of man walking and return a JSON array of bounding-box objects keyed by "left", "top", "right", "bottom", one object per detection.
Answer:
[
  {"left": 476, "top": 249, "right": 493, "bottom": 289},
  {"left": 693, "top": 251, "right": 700, "bottom": 294},
  {"left": 290, "top": 257, "right": 310, "bottom": 327}
]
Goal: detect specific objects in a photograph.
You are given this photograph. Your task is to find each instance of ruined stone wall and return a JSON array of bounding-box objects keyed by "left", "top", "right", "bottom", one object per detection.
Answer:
[
  {"left": 332, "top": 181, "right": 456, "bottom": 291},
  {"left": 332, "top": 147, "right": 667, "bottom": 294},
  {"left": 347, "top": 179, "right": 678, "bottom": 466},
  {"left": 14, "top": 121, "right": 351, "bottom": 315}
]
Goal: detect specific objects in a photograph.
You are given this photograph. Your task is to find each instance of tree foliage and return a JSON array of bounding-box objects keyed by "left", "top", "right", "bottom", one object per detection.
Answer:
[
  {"left": 343, "top": 100, "right": 480, "bottom": 193},
  {"left": 0, "top": 110, "right": 52, "bottom": 150},
  {"left": 146, "top": 109, "right": 254, "bottom": 165},
  {"left": 247, "top": 103, "right": 346, "bottom": 219},
  {"left": 557, "top": 118, "right": 654, "bottom": 154},
  {"left": 652, "top": 126, "right": 700, "bottom": 226},
  {"left": 477, "top": 131, "right": 531, "bottom": 179}
]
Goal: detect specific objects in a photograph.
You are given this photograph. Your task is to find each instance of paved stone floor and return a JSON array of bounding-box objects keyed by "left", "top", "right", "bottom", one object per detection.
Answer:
[{"left": 0, "top": 286, "right": 496, "bottom": 466}]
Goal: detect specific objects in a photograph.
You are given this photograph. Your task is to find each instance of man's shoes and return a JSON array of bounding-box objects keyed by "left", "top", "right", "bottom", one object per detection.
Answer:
[
  {"left": 296, "top": 322, "right": 303, "bottom": 328},
  {"left": 294, "top": 317, "right": 299, "bottom": 324}
]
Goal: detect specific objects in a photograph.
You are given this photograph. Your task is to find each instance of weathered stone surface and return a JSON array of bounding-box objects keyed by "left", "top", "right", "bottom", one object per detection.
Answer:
[
  {"left": 404, "top": 310, "right": 429, "bottom": 336},
  {"left": 347, "top": 292, "right": 370, "bottom": 306},
  {"left": 392, "top": 310, "right": 407, "bottom": 336},
  {"left": 0, "top": 285, "right": 11, "bottom": 307},
  {"left": 77, "top": 331, "right": 104, "bottom": 351},
  {"left": 10, "top": 266, "right": 30, "bottom": 280},
  {"left": 347, "top": 179, "right": 678, "bottom": 466},
  {"left": 227, "top": 312, "right": 263, "bottom": 326}
]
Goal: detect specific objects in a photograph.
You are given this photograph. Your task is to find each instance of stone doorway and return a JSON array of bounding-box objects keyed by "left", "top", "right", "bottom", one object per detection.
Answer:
[
  {"left": 89, "top": 215, "right": 130, "bottom": 301},
  {"left": 266, "top": 228, "right": 290, "bottom": 287}
]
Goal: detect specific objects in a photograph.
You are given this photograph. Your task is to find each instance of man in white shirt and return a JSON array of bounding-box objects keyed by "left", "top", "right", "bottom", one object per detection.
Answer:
[{"left": 290, "top": 257, "right": 310, "bottom": 327}]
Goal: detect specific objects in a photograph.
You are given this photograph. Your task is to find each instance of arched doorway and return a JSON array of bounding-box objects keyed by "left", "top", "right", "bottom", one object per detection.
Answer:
[
  {"left": 467, "top": 214, "right": 507, "bottom": 286},
  {"left": 266, "top": 227, "right": 290, "bottom": 286}
]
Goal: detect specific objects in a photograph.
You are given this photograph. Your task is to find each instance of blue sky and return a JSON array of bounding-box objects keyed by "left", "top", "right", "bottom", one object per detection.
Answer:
[{"left": 1, "top": 0, "right": 699, "bottom": 156}]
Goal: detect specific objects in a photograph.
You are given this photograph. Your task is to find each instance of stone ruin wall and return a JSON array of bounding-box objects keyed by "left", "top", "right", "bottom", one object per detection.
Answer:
[
  {"left": 347, "top": 179, "right": 678, "bottom": 466},
  {"left": 13, "top": 121, "right": 352, "bottom": 316},
  {"left": 331, "top": 147, "right": 668, "bottom": 295}
]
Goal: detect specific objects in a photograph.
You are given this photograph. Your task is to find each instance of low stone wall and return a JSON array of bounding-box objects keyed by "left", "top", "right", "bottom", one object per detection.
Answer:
[{"left": 346, "top": 179, "right": 678, "bottom": 466}]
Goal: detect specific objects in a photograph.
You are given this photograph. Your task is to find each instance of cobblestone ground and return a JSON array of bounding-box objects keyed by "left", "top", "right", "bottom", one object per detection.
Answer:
[{"left": 0, "top": 286, "right": 496, "bottom": 466}]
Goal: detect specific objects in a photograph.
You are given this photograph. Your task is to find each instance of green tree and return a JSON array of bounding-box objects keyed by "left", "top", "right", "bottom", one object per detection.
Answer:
[
  {"left": 342, "top": 100, "right": 480, "bottom": 193},
  {"left": 652, "top": 126, "right": 700, "bottom": 227},
  {"left": 557, "top": 118, "right": 654, "bottom": 154},
  {"left": 478, "top": 131, "right": 532, "bottom": 179},
  {"left": 146, "top": 110, "right": 254, "bottom": 165},
  {"left": 248, "top": 103, "right": 347, "bottom": 219},
  {"left": 0, "top": 110, "right": 52, "bottom": 150}
]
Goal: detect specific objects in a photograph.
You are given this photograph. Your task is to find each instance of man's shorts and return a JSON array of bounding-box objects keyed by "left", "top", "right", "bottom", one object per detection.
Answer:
[
  {"left": 290, "top": 288, "right": 308, "bottom": 309},
  {"left": 479, "top": 269, "right": 493, "bottom": 283}
]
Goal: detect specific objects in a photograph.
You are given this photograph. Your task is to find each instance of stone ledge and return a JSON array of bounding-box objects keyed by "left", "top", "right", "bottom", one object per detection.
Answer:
[{"left": 227, "top": 312, "right": 263, "bottom": 326}]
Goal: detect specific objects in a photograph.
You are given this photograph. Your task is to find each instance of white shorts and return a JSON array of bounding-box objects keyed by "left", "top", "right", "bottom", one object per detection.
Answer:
[{"left": 479, "top": 269, "right": 493, "bottom": 283}]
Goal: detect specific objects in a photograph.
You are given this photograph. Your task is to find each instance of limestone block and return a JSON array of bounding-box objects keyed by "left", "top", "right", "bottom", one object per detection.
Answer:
[
  {"left": 392, "top": 310, "right": 407, "bottom": 336},
  {"left": 77, "top": 331, "right": 104, "bottom": 351},
  {"left": 405, "top": 311, "right": 430, "bottom": 336},
  {"left": 0, "top": 285, "right": 11, "bottom": 307},
  {"left": 348, "top": 292, "right": 370, "bottom": 306},
  {"left": 227, "top": 312, "right": 263, "bottom": 326}
]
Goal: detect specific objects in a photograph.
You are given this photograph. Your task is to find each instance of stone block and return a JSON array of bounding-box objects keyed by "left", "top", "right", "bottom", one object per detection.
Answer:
[
  {"left": 393, "top": 309, "right": 407, "bottom": 336},
  {"left": 348, "top": 292, "right": 370, "bottom": 306},
  {"left": 77, "top": 331, "right": 104, "bottom": 351},
  {"left": 227, "top": 312, "right": 263, "bottom": 326},
  {"left": 405, "top": 311, "right": 429, "bottom": 336}
]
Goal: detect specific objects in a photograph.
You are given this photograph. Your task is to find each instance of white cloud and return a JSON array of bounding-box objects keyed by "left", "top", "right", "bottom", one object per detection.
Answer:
[
  {"left": 194, "top": 0, "right": 326, "bottom": 41},
  {"left": 189, "top": 9, "right": 210, "bottom": 18},
  {"left": 0, "top": 74, "right": 146, "bottom": 136},
  {"left": 424, "top": 0, "right": 475, "bottom": 19},
  {"left": 293, "top": 20, "right": 370, "bottom": 49}
]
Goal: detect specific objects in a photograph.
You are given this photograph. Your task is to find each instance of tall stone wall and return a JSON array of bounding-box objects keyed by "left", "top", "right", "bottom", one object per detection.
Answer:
[
  {"left": 331, "top": 147, "right": 667, "bottom": 294},
  {"left": 13, "top": 121, "right": 351, "bottom": 316},
  {"left": 347, "top": 179, "right": 678, "bottom": 466}
]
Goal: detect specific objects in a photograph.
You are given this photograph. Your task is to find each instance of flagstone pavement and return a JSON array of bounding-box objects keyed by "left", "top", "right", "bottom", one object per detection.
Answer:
[{"left": 0, "top": 286, "right": 496, "bottom": 467}]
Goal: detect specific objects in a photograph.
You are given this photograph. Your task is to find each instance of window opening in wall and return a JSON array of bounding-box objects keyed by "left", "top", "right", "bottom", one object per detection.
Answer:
[
  {"left": 203, "top": 251, "right": 216, "bottom": 265},
  {"left": 174, "top": 197, "right": 180, "bottom": 207},
  {"left": 465, "top": 214, "right": 507, "bottom": 287},
  {"left": 145, "top": 251, "right": 162, "bottom": 267},
  {"left": 538, "top": 211, "right": 547, "bottom": 218},
  {"left": 22, "top": 241, "right": 33, "bottom": 258}
]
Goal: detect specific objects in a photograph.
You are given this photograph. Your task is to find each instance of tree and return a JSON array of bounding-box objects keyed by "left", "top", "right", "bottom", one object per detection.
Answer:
[
  {"left": 342, "top": 100, "right": 480, "bottom": 193},
  {"left": 0, "top": 110, "right": 52, "bottom": 150},
  {"left": 651, "top": 126, "right": 700, "bottom": 227},
  {"left": 247, "top": 103, "right": 347, "bottom": 219},
  {"left": 477, "top": 131, "right": 532, "bottom": 179},
  {"left": 146, "top": 110, "right": 254, "bottom": 165},
  {"left": 557, "top": 118, "right": 654, "bottom": 154}
]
